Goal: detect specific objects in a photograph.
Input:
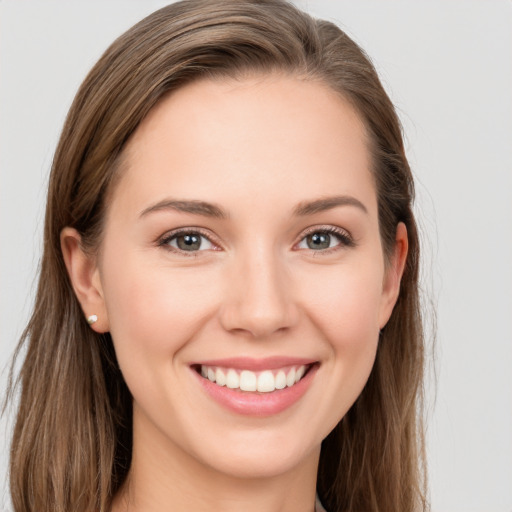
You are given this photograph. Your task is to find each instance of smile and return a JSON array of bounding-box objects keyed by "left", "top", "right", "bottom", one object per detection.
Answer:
[
  {"left": 191, "top": 358, "right": 318, "bottom": 416},
  {"left": 199, "top": 364, "right": 309, "bottom": 393}
]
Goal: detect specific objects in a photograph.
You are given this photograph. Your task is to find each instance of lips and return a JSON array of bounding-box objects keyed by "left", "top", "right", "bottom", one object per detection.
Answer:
[{"left": 191, "top": 357, "right": 318, "bottom": 416}]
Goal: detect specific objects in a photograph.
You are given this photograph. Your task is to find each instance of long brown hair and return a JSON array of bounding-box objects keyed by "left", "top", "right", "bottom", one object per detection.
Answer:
[{"left": 6, "top": 1, "right": 428, "bottom": 511}]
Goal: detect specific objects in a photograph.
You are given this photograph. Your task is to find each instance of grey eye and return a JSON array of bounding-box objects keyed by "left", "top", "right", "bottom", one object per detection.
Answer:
[
  {"left": 168, "top": 232, "right": 213, "bottom": 251},
  {"left": 297, "top": 231, "right": 344, "bottom": 251},
  {"left": 306, "top": 232, "right": 332, "bottom": 250}
]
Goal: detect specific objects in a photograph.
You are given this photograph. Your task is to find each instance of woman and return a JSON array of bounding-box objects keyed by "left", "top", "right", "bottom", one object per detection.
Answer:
[{"left": 7, "top": 1, "right": 427, "bottom": 511}]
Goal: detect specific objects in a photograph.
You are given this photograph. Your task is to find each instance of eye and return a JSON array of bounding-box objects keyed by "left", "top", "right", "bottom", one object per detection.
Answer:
[
  {"left": 159, "top": 230, "right": 215, "bottom": 253},
  {"left": 296, "top": 227, "right": 354, "bottom": 251}
]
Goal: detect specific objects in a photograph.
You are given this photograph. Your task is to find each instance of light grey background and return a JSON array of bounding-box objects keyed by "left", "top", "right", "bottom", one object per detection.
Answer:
[{"left": 1, "top": 1, "right": 511, "bottom": 511}]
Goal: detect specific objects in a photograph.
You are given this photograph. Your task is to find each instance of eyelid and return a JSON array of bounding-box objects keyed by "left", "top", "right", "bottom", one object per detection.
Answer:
[
  {"left": 156, "top": 224, "right": 355, "bottom": 256},
  {"left": 294, "top": 225, "right": 355, "bottom": 251},
  {"left": 157, "top": 227, "right": 222, "bottom": 254}
]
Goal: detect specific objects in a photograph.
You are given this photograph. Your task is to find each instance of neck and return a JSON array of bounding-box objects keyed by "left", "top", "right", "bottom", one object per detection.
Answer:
[{"left": 112, "top": 412, "right": 320, "bottom": 512}]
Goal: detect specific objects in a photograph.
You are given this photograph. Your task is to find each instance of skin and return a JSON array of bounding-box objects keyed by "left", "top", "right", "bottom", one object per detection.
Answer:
[{"left": 62, "top": 74, "right": 408, "bottom": 512}]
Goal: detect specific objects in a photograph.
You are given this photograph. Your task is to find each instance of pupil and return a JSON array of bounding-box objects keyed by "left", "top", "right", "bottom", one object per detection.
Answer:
[
  {"left": 307, "top": 232, "right": 330, "bottom": 250},
  {"left": 178, "top": 234, "right": 201, "bottom": 251}
]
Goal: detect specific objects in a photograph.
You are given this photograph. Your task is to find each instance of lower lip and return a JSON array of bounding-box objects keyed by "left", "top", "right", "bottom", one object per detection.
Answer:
[{"left": 192, "top": 365, "right": 318, "bottom": 417}]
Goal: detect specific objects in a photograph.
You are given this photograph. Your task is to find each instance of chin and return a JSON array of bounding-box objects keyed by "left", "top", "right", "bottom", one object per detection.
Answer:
[{"left": 191, "top": 432, "right": 319, "bottom": 480}]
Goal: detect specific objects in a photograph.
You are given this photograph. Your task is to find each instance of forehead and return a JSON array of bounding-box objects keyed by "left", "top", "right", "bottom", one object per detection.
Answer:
[{"left": 113, "top": 74, "right": 376, "bottom": 218}]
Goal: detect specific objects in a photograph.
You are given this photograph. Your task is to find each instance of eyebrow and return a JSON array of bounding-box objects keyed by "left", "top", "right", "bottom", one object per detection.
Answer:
[
  {"left": 140, "top": 199, "right": 228, "bottom": 219},
  {"left": 140, "top": 194, "right": 367, "bottom": 220},
  {"left": 293, "top": 195, "right": 368, "bottom": 216}
]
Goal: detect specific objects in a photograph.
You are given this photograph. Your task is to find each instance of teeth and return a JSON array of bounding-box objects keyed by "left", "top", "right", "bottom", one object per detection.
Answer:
[
  {"left": 226, "top": 369, "right": 239, "bottom": 389},
  {"left": 295, "top": 365, "right": 305, "bottom": 383},
  {"left": 199, "top": 364, "right": 308, "bottom": 392},
  {"left": 240, "top": 370, "right": 257, "bottom": 391},
  {"left": 286, "top": 368, "right": 296, "bottom": 387},
  {"left": 257, "top": 370, "right": 275, "bottom": 392},
  {"left": 215, "top": 368, "right": 226, "bottom": 386},
  {"left": 275, "top": 370, "right": 286, "bottom": 390}
]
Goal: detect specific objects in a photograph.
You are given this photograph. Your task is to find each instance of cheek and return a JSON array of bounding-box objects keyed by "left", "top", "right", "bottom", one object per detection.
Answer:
[
  {"left": 281, "top": 261, "right": 384, "bottom": 439},
  {"left": 100, "top": 252, "right": 220, "bottom": 372},
  {"left": 302, "top": 259, "right": 384, "bottom": 348},
  {"left": 299, "top": 257, "right": 383, "bottom": 403}
]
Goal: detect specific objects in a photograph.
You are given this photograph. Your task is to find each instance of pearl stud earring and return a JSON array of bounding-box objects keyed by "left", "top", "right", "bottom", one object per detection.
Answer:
[{"left": 87, "top": 314, "right": 98, "bottom": 325}]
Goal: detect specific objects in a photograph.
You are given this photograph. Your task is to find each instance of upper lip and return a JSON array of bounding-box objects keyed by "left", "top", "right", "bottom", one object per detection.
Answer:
[{"left": 190, "top": 356, "right": 317, "bottom": 371}]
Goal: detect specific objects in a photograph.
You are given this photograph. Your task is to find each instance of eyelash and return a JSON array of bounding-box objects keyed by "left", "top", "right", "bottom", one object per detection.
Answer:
[
  {"left": 296, "top": 226, "right": 355, "bottom": 254},
  {"left": 158, "top": 227, "right": 219, "bottom": 257},
  {"left": 157, "top": 225, "right": 355, "bottom": 256}
]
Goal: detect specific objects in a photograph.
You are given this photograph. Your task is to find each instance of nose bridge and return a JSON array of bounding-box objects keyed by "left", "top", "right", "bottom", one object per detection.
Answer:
[{"left": 220, "top": 241, "right": 297, "bottom": 337}]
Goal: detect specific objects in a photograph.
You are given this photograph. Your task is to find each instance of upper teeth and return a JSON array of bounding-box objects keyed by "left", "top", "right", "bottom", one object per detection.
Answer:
[{"left": 200, "top": 365, "right": 307, "bottom": 393}]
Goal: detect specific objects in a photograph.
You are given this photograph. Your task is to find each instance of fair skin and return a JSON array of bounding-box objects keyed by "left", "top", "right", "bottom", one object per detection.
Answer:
[{"left": 62, "top": 74, "right": 407, "bottom": 512}]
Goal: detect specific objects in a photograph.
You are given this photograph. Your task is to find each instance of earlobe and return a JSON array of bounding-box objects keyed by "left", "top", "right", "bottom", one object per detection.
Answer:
[
  {"left": 378, "top": 222, "right": 408, "bottom": 329},
  {"left": 60, "top": 227, "right": 109, "bottom": 333}
]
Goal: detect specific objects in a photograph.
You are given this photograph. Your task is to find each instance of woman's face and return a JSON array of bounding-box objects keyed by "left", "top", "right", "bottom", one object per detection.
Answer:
[{"left": 92, "top": 75, "right": 405, "bottom": 478}]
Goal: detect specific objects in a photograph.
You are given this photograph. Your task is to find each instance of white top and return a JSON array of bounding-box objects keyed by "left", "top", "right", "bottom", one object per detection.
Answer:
[{"left": 315, "top": 494, "right": 327, "bottom": 512}]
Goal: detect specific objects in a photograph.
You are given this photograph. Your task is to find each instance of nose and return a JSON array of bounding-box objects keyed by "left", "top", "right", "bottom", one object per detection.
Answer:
[{"left": 219, "top": 247, "right": 299, "bottom": 338}]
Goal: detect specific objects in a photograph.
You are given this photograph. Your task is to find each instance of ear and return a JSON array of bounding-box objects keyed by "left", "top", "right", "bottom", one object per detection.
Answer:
[
  {"left": 378, "top": 222, "right": 408, "bottom": 329},
  {"left": 60, "top": 227, "right": 109, "bottom": 333}
]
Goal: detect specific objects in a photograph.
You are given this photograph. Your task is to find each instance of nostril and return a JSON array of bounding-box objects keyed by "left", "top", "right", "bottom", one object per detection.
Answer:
[{"left": 219, "top": 304, "right": 299, "bottom": 339}]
